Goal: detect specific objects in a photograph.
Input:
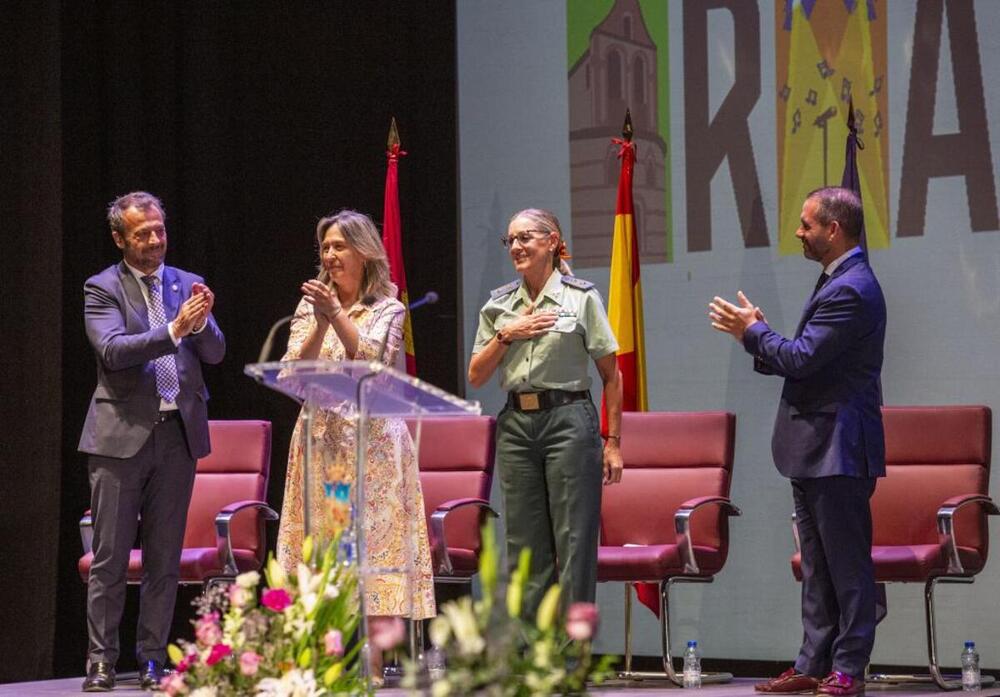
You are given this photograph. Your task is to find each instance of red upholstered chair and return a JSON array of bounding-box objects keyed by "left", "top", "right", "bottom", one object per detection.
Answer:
[
  {"left": 598, "top": 411, "right": 739, "bottom": 685},
  {"left": 407, "top": 415, "right": 498, "bottom": 587},
  {"left": 79, "top": 420, "right": 278, "bottom": 591},
  {"left": 790, "top": 405, "right": 997, "bottom": 690}
]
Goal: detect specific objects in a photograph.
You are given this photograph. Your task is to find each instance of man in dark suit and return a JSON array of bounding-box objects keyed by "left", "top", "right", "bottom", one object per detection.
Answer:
[
  {"left": 710, "top": 187, "right": 885, "bottom": 697},
  {"left": 79, "top": 191, "right": 225, "bottom": 692}
]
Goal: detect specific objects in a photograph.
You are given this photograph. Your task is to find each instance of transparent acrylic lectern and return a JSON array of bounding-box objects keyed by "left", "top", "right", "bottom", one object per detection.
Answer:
[{"left": 245, "top": 359, "right": 480, "bottom": 685}]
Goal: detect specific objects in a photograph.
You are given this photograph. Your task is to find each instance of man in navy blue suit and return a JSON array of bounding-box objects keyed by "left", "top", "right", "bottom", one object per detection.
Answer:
[
  {"left": 79, "top": 192, "right": 225, "bottom": 692},
  {"left": 710, "top": 187, "right": 885, "bottom": 697}
]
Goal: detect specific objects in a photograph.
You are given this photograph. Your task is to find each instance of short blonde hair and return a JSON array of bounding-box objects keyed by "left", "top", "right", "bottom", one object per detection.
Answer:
[{"left": 315, "top": 209, "right": 397, "bottom": 301}]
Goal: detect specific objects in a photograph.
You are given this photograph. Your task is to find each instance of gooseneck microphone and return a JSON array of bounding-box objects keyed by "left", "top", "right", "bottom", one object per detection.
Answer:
[
  {"left": 257, "top": 315, "right": 295, "bottom": 364},
  {"left": 408, "top": 290, "right": 439, "bottom": 311}
]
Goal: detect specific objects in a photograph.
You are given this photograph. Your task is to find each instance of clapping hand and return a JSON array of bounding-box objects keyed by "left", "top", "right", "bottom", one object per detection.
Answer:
[
  {"left": 709, "top": 291, "right": 764, "bottom": 341},
  {"left": 301, "top": 279, "right": 342, "bottom": 324}
]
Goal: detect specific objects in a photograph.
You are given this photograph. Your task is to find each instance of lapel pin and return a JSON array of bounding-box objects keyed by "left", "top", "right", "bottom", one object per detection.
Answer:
[{"left": 171, "top": 283, "right": 179, "bottom": 292}]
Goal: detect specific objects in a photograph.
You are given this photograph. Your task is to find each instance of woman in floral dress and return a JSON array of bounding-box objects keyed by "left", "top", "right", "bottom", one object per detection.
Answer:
[{"left": 276, "top": 209, "right": 435, "bottom": 681}]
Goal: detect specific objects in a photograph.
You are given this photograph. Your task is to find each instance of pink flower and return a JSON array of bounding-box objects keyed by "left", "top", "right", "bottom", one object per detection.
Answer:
[
  {"left": 175, "top": 651, "right": 197, "bottom": 673},
  {"left": 565, "top": 602, "right": 600, "bottom": 641},
  {"left": 261, "top": 588, "right": 293, "bottom": 612},
  {"left": 205, "top": 643, "right": 232, "bottom": 666},
  {"left": 324, "top": 629, "right": 344, "bottom": 657},
  {"left": 239, "top": 650, "right": 262, "bottom": 676},
  {"left": 369, "top": 616, "right": 406, "bottom": 651},
  {"left": 159, "top": 671, "right": 187, "bottom": 696},
  {"left": 194, "top": 613, "right": 222, "bottom": 647}
]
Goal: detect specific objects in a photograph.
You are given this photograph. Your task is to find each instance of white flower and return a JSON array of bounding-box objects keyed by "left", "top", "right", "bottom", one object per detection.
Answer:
[
  {"left": 323, "top": 582, "right": 340, "bottom": 600},
  {"left": 441, "top": 597, "right": 484, "bottom": 657},
  {"left": 255, "top": 668, "right": 324, "bottom": 697},
  {"left": 236, "top": 570, "right": 260, "bottom": 589},
  {"left": 430, "top": 679, "right": 453, "bottom": 697},
  {"left": 190, "top": 687, "right": 219, "bottom": 697},
  {"left": 428, "top": 615, "right": 451, "bottom": 649}
]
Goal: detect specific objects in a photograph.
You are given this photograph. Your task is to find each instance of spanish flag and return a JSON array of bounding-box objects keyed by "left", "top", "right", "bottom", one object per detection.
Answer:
[
  {"left": 603, "top": 110, "right": 655, "bottom": 615},
  {"left": 382, "top": 118, "right": 416, "bottom": 375}
]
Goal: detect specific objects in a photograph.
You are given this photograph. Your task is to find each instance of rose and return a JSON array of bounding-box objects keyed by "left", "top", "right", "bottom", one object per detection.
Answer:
[
  {"left": 324, "top": 629, "right": 344, "bottom": 657},
  {"left": 369, "top": 616, "right": 406, "bottom": 651},
  {"left": 261, "top": 588, "right": 293, "bottom": 612},
  {"left": 239, "top": 650, "right": 262, "bottom": 676},
  {"left": 205, "top": 643, "right": 232, "bottom": 666},
  {"left": 565, "top": 602, "right": 600, "bottom": 641},
  {"left": 194, "top": 613, "right": 222, "bottom": 647},
  {"left": 176, "top": 650, "right": 198, "bottom": 674}
]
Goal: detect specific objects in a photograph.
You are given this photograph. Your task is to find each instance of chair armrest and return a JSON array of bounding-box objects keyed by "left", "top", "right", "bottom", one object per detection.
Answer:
[
  {"left": 215, "top": 501, "right": 280, "bottom": 578},
  {"left": 80, "top": 510, "right": 93, "bottom": 555},
  {"left": 791, "top": 512, "right": 801, "bottom": 555},
  {"left": 674, "top": 496, "right": 741, "bottom": 575},
  {"left": 937, "top": 494, "right": 1000, "bottom": 575},
  {"left": 430, "top": 497, "right": 499, "bottom": 576}
]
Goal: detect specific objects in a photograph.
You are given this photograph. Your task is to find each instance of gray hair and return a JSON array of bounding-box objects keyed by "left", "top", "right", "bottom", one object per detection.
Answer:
[
  {"left": 807, "top": 187, "right": 863, "bottom": 241},
  {"left": 315, "top": 209, "right": 397, "bottom": 301},
  {"left": 107, "top": 191, "right": 165, "bottom": 234},
  {"left": 508, "top": 208, "right": 571, "bottom": 271}
]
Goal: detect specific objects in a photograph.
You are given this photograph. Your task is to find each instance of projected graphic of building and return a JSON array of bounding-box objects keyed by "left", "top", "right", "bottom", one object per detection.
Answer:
[{"left": 568, "top": 0, "right": 667, "bottom": 267}]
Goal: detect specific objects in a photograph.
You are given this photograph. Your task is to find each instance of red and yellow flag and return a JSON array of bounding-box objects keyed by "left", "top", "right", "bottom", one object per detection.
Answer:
[
  {"left": 382, "top": 118, "right": 416, "bottom": 375},
  {"left": 604, "top": 112, "right": 648, "bottom": 418},
  {"left": 603, "top": 112, "right": 655, "bottom": 616}
]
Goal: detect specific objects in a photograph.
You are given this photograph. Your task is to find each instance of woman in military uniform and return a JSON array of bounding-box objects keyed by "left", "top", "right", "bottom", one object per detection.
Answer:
[{"left": 468, "top": 208, "right": 623, "bottom": 617}]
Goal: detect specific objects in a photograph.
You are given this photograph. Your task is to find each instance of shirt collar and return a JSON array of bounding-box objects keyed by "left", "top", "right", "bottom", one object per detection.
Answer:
[
  {"left": 124, "top": 261, "right": 164, "bottom": 285},
  {"left": 514, "top": 268, "right": 564, "bottom": 308},
  {"left": 823, "top": 246, "right": 862, "bottom": 276}
]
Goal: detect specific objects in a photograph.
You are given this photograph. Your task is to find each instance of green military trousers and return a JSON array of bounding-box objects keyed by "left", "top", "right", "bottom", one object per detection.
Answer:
[{"left": 496, "top": 398, "right": 604, "bottom": 618}]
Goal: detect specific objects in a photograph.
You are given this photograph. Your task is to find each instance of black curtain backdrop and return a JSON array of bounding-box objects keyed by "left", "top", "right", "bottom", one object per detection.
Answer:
[{"left": 2, "top": 1, "right": 458, "bottom": 682}]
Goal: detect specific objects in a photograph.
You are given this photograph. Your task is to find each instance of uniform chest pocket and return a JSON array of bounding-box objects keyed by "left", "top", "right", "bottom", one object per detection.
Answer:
[{"left": 549, "top": 314, "right": 579, "bottom": 334}]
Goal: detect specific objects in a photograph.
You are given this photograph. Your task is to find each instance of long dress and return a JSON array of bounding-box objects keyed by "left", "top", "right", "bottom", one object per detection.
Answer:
[{"left": 276, "top": 294, "right": 436, "bottom": 619}]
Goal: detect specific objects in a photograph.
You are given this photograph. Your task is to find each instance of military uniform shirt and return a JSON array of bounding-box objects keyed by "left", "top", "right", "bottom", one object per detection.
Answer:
[{"left": 472, "top": 269, "right": 619, "bottom": 392}]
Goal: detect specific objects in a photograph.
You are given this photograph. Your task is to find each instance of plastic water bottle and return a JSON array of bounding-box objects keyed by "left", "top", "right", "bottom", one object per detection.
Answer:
[
  {"left": 425, "top": 645, "right": 446, "bottom": 681},
  {"left": 683, "top": 640, "right": 702, "bottom": 689},
  {"left": 961, "top": 641, "right": 980, "bottom": 691}
]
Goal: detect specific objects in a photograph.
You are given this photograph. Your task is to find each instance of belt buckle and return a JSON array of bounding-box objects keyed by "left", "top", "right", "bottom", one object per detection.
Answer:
[{"left": 517, "top": 393, "right": 541, "bottom": 411}]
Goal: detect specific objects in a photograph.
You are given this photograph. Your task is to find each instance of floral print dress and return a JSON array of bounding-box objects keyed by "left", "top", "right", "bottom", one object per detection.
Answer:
[{"left": 276, "top": 294, "right": 436, "bottom": 619}]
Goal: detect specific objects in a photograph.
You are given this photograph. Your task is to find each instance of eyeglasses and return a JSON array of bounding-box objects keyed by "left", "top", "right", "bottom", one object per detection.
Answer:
[{"left": 501, "top": 229, "right": 551, "bottom": 249}]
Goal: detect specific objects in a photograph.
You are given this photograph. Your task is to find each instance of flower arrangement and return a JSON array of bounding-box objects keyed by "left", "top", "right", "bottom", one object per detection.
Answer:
[
  {"left": 403, "top": 520, "right": 616, "bottom": 696},
  {"left": 158, "top": 537, "right": 369, "bottom": 696}
]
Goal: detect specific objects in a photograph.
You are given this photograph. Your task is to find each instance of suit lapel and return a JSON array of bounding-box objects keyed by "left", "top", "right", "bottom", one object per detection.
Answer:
[
  {"left": 162, "top": 267, "right": 181, "bottom": 320},
  {"left": 118, "top": 261, "right": 150, "bottom": 331},
  {"left": 794, "top": 253, "right": 867, "bottom": 337}
]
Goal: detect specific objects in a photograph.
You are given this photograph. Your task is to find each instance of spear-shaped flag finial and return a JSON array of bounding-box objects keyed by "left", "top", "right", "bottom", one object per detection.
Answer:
[
  {"left": 621, "top": 108, "right": 633, "bottom": 142},
  {"left": 387, "top": 116, "right": 401, "bottom": 150}
]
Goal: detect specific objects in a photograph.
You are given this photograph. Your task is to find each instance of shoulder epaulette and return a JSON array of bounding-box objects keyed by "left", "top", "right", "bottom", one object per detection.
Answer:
[
  {"left": 490, "top": 280, "right": 520, "bottom": 300},
  {"left": 561, "top": 275, "right": 595, "bottom": 291}
]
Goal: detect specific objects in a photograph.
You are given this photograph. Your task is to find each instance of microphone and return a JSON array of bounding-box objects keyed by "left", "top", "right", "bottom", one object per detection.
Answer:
[
  {"left": 257, "top": 315, "right": 294, "bottom": 364},
  {"left": 408, "top": 290, "right": 439, "bottom": 311}
]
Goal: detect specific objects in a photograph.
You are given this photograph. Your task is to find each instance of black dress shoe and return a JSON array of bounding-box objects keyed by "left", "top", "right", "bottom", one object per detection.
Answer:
[
  {"left": 82, "top": 662, "right": 115, "bottom": 692},
  {"left": 138, "top": 660, "right": 169, "bottom": 691}
]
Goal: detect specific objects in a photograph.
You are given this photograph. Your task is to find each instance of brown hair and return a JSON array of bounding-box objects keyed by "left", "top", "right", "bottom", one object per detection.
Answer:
[{"left": 315, "top": 209, "right": 397, "bottom": 301}]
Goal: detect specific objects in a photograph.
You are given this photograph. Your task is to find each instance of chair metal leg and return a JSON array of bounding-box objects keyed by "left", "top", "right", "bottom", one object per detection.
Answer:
[
  {"left": 617, "top": 577, "right": 732, "bottom": 685},
  {"left": 620, "top": 582, "right": 634, "bottom": 678},
  {"left": 867, "top": 576, "right": 994, "bottom": 691}
]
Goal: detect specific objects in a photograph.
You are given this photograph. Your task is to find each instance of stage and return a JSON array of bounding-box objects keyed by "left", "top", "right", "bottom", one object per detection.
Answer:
[{"left": 2, "top": 675, "right": 997, "bottom": 696}]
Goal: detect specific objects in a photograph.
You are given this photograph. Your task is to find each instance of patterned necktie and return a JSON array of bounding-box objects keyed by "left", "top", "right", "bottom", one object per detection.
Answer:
[{"left": 141, "top": 275, "right": 180, "bottom": 403}]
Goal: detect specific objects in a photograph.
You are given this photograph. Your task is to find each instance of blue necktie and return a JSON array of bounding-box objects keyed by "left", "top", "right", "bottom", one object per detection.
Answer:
[{"left": 141, "top": 275, "right": 180, "bottom": 403}]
